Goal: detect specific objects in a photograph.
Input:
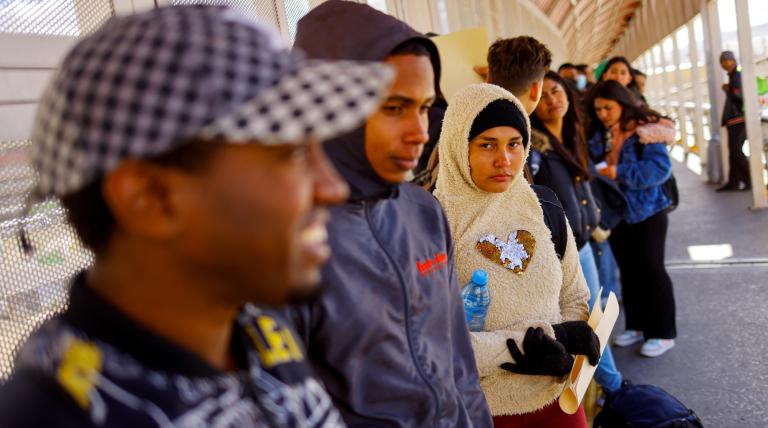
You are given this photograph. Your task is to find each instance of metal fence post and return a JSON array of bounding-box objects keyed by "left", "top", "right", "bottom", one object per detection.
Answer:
[
  {"left": 688, "top": 19, "right": 707, "bottom": 169},
  {"left": 701, "top": 0, "right": 726, "bottom": 183},
  {"left": 734, "top": 0, "right": 768, "bottom": 209}
]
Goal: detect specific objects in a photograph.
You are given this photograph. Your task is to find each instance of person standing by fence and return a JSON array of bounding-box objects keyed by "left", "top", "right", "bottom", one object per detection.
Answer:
[{"left": 717, "top": 50, "right": 752, "bottom": 192}]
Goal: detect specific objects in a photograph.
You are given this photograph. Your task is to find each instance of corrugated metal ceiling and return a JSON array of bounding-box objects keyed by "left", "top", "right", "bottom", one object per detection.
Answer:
[{"left": 532, "top": 0, "right": 701, "bottom": 63}]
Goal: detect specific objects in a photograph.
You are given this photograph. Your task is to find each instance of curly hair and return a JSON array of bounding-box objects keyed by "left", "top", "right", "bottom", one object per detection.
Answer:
[{"left": 487, "top": 36, "right": 552, "bottom": 96}]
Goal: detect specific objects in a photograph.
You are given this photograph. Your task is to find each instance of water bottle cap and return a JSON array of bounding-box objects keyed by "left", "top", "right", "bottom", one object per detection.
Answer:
[{"left": 472, "top": 269, "right": 488, "bottom": 286}]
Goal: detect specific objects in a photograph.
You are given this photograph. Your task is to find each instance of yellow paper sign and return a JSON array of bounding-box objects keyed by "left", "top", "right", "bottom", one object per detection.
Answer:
[{"left": 431, "top": 27, "right": 490, "bottom": 102}]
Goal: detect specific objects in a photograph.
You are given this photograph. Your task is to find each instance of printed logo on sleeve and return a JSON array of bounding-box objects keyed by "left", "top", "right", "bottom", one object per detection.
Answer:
[{"left": 416, "top": 252, "right": 448, "bottom": 276}]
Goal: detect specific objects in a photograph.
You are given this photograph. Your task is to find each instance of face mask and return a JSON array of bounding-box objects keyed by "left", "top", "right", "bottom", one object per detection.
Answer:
[{"left": 576, "top": 74, "right": 588, "bottom": 90}]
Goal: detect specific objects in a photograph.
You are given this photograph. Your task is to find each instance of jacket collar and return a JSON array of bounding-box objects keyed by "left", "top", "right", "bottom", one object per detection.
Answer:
[{"left": 62, "top": 272, "right": 231, "bottom": 377}]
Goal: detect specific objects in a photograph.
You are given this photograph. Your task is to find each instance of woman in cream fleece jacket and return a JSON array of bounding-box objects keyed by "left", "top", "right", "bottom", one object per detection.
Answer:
[{"left": 434, "top": 84, "right": 596, "bottom": 427}]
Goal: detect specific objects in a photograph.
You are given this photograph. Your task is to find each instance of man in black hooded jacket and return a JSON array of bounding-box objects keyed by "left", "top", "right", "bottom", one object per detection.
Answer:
[{"left": 287, "top": 2, "right": 492, "bottom": 427}]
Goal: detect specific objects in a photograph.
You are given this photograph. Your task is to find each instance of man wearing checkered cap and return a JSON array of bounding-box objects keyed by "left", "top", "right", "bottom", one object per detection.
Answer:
[{"left": 0, "top": 5, "right": 393, "bottom": 427}]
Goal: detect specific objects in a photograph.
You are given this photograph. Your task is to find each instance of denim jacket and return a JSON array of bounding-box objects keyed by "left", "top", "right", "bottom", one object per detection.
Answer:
[{"left": 588, "top": 123, "right": 673, "bottom": 224}]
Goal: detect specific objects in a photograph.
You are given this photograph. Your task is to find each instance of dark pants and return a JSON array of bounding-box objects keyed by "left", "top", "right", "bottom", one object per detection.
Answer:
[
  {"left": 492, "top": 402, "right": 587, "bottom": 428},
  {"left": 609, "top": 211, "right": 677, "bottom": 339},
  {"left": 726, "top": 122, "right": 751, "bottom": 187}
]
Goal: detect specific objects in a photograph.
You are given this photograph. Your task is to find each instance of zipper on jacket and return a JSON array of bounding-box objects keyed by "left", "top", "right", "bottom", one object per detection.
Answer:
[{"left": 363, "top": 201, "right": 443, "bottom": 427}]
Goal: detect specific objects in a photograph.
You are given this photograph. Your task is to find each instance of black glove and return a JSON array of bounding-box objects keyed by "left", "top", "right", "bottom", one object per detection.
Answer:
[
  {"left": 552, "top": 321, "right": 601, "bottom": 366},
  {"left": 500, "top": 327, "right": 574, "bottom": 377}
]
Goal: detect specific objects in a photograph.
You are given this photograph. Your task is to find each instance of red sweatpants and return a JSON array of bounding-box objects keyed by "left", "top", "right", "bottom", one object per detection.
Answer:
[{"left": 492, "top": 402, "right": 587, "bottom": 428}]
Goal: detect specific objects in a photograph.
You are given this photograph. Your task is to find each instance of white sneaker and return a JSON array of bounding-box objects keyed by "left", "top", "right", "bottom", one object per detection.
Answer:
[
  {"left": 640, "top": 339, "right": 675, "bottom": 357},
  {"left": 614, "top": 330, "right": 643, "bottom": 347}
]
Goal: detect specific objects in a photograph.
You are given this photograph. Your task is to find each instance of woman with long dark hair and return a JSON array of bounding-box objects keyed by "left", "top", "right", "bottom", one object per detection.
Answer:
[
  {"left": 599, "top": 56, "right": 642, "bottom": 101},
  {"left": 594, "top": 57, "right": 661, "bottom": 308},
  {"left": 529, "top": 71, "right": 623, "bottom": 391},
  {"left": 587, "top": 80, "right": 677, "bottom": 358}
]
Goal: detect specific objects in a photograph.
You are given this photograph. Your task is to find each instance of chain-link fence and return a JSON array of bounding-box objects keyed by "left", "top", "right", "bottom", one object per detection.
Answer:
[
  {"left": 170, "top": 0, "right": 282, "bottom": 29},
  {"left": 0, "top": 0, "right": 114, "bottom": 382},
  {"left": 0, "top": 140, "right": 94, "bottom": 380},
  {"left": 0, "top": 0, "right": 114, "bottom": 36},
  {"left": 170, "top": 0, "right": 311, "bottom": 42}
]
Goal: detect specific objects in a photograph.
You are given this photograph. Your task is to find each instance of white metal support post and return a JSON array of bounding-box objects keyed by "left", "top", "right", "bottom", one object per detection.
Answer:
[
  {"left": 701, "top": 0, "right": 727, "bottom": 183},
  {"left": 671, "top": 31, "right": 689, "bottom": 151},
  {"left": 647, "top": 50, "right": 660, "bottom": 110},
  {"left": 734, "top": 0, "right": 767, "bottom": 208},
  {"left": 688, "top": 19, "right": 707, "bottom": 167},
  {"left": 639, "top": 53, "right": 652, "bottom": 104},
  {"left": 649, "top": 49, "right": 658, "bottom": 108},
  {"left": 656, "top": 42, "right": 672, "bottom": 117},
  {"left": 645, "top": 51, "right": 656, "bottom": 106},
  {"left": 428, "top": 0, "right": 450, "bottom": 34},
  {"left": 274, "top": 0, "right": 292, "bottom": 42},
  {"left": 637, "top": 55, "right": 647, "bottom": 79}
]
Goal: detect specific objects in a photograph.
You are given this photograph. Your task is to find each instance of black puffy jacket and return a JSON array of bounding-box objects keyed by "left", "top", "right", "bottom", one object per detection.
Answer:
[
  {"left": 529, "top": 129, "right": 599, "bottom": 249},
  {"left": 286, "top": 2, "right": 491, "bottom": 427}
]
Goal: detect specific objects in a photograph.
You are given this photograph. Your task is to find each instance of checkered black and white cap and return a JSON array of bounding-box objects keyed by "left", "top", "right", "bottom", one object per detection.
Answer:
[{"left": 32, "top": 5, "right": 394, "bottom": 198}]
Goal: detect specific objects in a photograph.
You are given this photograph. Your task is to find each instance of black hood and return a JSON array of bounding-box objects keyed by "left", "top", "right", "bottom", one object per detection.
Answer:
[{"left": 294, "top": 0, "right": 442, "bottom": 201}]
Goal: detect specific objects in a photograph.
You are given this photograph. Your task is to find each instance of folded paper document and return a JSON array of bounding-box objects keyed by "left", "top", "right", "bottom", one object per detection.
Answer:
[{"left": 559, "top": 290, "right": 620, "bottom": 414}]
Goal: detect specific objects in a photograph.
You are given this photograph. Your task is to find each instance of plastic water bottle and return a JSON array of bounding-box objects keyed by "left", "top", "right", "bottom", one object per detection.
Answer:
[{"left": 461, "top": 269, "right": 490, "bottom": 332}]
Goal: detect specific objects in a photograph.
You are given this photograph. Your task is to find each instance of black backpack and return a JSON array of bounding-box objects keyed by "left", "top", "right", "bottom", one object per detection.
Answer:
[
  {"left": 594, "top": 383, "right": 704, "bottom": 428},
  {"left": 661, "top": 174, "right": 679, "bottom": 213},
  {"left": 532, "top": 185, "right": 567, "bottom": 260},
  {"left": 635, "top": 143, "right": 679, "bottom": 213}
]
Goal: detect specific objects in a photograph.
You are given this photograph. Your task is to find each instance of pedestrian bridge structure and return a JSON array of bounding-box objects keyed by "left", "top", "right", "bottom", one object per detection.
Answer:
[{"left": 0, "top": 1, "right": 766, "bottom": 425}]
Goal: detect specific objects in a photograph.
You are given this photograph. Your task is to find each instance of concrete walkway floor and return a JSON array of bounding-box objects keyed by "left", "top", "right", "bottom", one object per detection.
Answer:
[{"left": 609, "top": 158, "right": 768, "bottom": 427}]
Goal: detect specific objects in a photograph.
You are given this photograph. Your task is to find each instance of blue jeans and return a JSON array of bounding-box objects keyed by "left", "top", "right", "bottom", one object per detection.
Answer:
[
  {"left": 578, "top": 244, "right": 623, "bottom": 392},
  {"left": 590, "top": 239, "right": 620, "bottom": 301}
]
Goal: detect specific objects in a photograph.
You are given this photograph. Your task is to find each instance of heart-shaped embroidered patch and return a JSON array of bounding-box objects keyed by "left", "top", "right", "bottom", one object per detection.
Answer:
[{"left": 476, "top": 231, "right": 536, "bottom": 273}]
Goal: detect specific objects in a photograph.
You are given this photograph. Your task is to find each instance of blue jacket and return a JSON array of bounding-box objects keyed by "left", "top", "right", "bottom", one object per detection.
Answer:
[
  {"left": 287, "top": 3, "right": 491, "bottom": 427},
  {"left": 588, "top": 125, "right": 673, "bottom": 224}
]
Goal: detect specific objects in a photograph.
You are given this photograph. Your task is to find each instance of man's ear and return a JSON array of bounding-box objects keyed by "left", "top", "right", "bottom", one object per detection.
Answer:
[{"left": 101, "top": 161, "right": 185, "bottom": 241}]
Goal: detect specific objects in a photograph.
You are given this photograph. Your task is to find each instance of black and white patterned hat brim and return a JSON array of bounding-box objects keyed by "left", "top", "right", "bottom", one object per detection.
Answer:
[
  {"left": 200, "top": 60, "right": 394, "bottom": 145},
  {"left": 29, "top": 5, "right": 395, "bottom": 199}
]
